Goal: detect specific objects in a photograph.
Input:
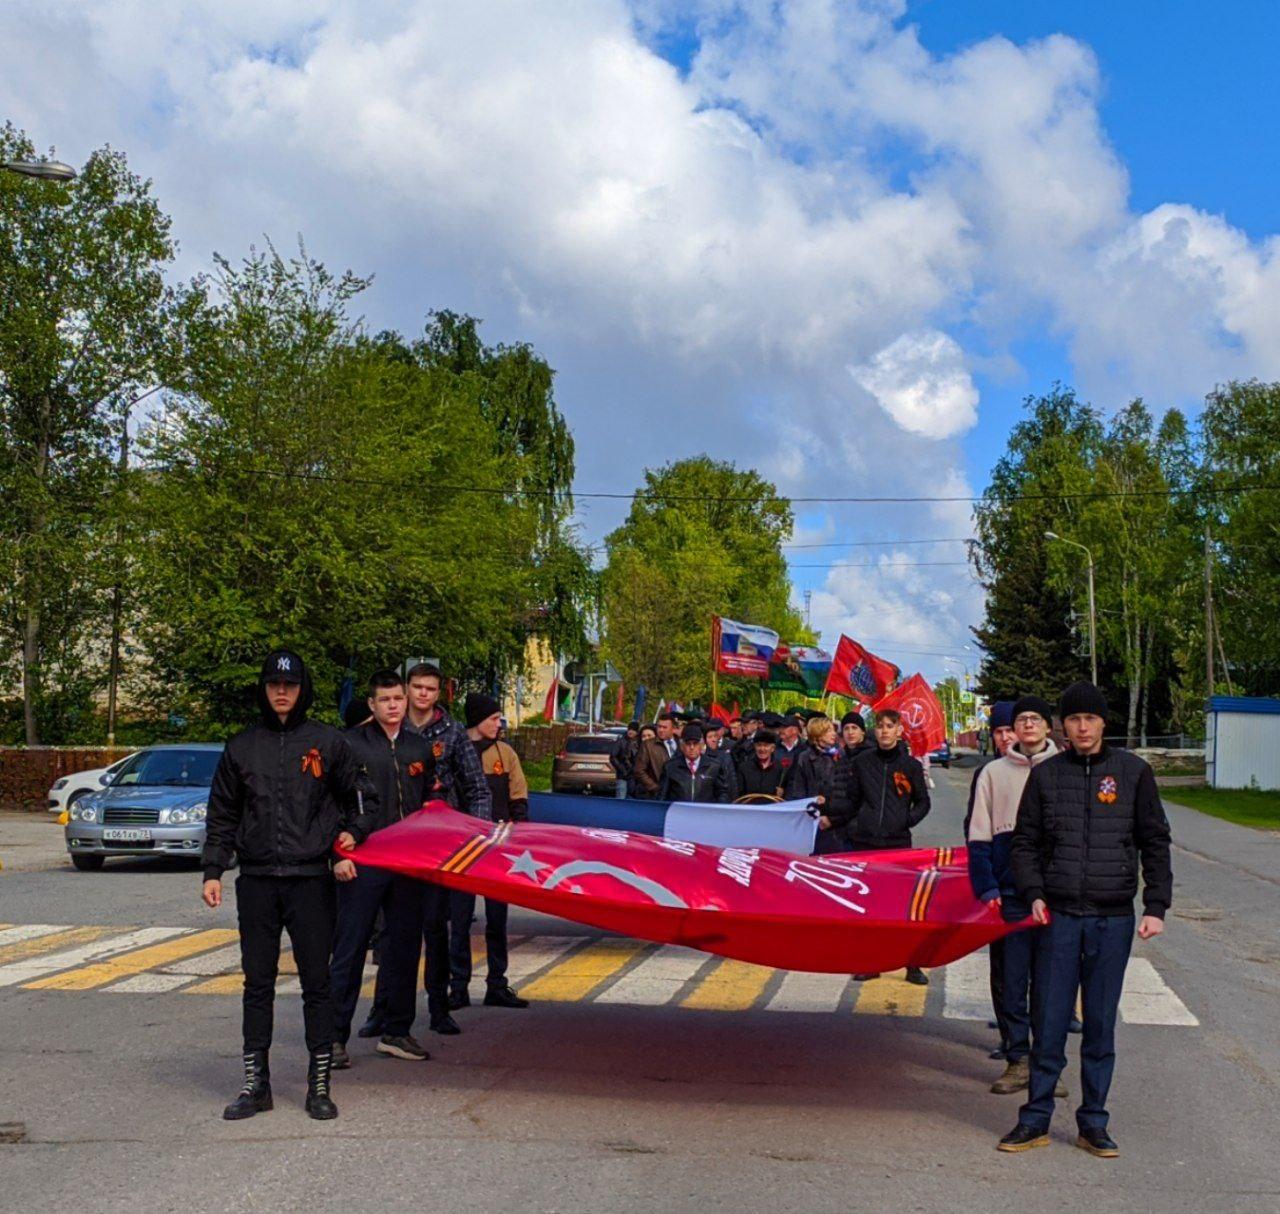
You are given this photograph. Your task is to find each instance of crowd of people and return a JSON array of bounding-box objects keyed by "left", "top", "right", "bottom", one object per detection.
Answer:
[{"left": 199, "top": 649, "right": 1174, "bottom": 1160}]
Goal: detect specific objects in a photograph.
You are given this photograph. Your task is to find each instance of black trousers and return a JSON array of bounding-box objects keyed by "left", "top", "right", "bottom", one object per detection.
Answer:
[
  {"left": 371, "top": 881, "right": 451, "bottom": 1021},
  {"left": 236, "top": 873, "right": 335, "bottom": 1053},
  {"left": 329, "top": 866, "right": 424, "bottom": 1043},
  {"left": 449, "top": 892, "right": 509, "bottom": 991},
  {"left": 989, "top": 936, "right": 1010, "bottom": 1047}
]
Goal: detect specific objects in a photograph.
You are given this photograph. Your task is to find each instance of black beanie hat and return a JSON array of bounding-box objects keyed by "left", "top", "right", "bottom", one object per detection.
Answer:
[
  {"left": 1058, "top": 681, "right": 1108, "bottom": 721},
  {"left": 1011, "top": 695, "right": 1054, "bottom": 725},
  {"left": 840, "top": 711, "right": 866, "bottom": 731},
  {"left": 465, "top": 691, "right": 502, "bottom": 728}
]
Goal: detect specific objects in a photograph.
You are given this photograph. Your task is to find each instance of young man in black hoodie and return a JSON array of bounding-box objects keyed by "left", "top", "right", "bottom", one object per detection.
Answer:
[
  {"left": 833, "top": 707, "right": 932, "bottom": 985},
  {"left": 329, "top": 669, "right": 437, "bottom": 1069},
  {"left": 201, "top": 650, "right": 374, "bottom": 1122}
]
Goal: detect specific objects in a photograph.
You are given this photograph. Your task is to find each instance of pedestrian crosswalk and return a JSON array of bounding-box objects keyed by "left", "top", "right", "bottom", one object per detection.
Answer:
[{"left": 0, "top": 922, "right": 1200, "bottom": 1026}]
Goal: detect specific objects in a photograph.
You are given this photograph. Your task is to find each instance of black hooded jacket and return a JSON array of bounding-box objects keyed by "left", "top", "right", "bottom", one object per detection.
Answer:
[
  {"left": 202, "top": 651, "right": 376, "bottom": 880},
  {"left": 831, "top": 741, "right": 930, "bottom": 849}
]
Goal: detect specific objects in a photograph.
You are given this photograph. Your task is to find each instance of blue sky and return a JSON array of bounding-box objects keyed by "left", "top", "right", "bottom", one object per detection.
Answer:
[{"left": 5, "top": 1, "right": 1278, "bottom": 679}]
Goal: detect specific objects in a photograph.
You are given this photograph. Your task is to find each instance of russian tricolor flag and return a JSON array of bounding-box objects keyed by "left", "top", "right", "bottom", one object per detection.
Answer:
[{"left": 714, "top": 616, "right": 780, "bottom": 678}]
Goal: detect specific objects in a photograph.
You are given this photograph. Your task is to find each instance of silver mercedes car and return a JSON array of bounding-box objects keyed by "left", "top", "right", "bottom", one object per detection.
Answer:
[{"left": 64, "top": 743, "right": 224, "bottom": 871}]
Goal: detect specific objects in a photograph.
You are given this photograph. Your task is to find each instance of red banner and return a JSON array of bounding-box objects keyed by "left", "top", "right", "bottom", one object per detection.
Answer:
[
  {"left": 872, "top": 673, "right": 946, "bottom": 757},
  {"left": 824, "top": 635, "right": 900, "bottom": 704},
  {"left": 343, "top": 805, "right": 1025, "bottom": 974}
]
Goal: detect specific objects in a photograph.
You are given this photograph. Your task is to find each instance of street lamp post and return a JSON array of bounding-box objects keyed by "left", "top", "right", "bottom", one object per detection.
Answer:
[
  {"left": 1, "top": 159, "right": 77, "bottom": 182},
  {"left": 1045, "top": 531, "right": 1097, "bottom": 685}
]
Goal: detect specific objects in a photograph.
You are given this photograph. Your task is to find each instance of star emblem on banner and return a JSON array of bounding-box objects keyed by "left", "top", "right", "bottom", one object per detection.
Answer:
[{"left": 504, "top": 850, "right": 550, "bottom": 881}]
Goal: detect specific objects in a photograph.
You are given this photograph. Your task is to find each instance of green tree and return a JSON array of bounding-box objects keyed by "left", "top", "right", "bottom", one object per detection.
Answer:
[
  {"left": 1201, "top": 380, "right": 1280, "bottom": 696},
  {"left": 972, "top": 386, "right": 1097, "bottom": 701},
  {"left": 0, "top": 123, "right": 175, "bottom": 742},
  {"left": 135, "top": 245, "right": 587, "bottom": 726},
  {"left": 600, "top": 457, "right": 803, "bottom": 704}
]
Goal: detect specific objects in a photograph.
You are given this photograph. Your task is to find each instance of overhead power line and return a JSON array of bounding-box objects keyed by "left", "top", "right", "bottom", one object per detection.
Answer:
[
  {"left": 786, "top": 560, "right": 972, "bottom": 570},
  {"left": 783, "top": 537, "right": 973, "bottom": 549},
  {"left": 153, "top": 458, "right": 1280, "bottom": 506}
]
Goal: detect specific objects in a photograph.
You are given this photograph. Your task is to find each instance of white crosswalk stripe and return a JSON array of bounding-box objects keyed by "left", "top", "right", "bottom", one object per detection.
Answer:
[
  {"left": 596, "top": 945, "right": 708, "bottom": 1005},
  {"left": 1119, "top": 957, "right": 1199, "bottom": 1026},
  {"left": 503, "top": 935, "right": 583, "bottom": 983},
  {"left": 940, "top": 950, "right": 994, "bottom": 1020},
  {"left": 0, "top": 924, "right": 67, "bottom": 946},
  {"left": 0, "top": 927, "right": 189, "bottom": 988},
  {"left": 765, "top": 970, "right": 848, "bottom": 1013}
]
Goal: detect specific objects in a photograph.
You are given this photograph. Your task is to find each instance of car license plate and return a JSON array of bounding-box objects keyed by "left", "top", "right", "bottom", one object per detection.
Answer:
[{"left": 103, "top": 828, "right": 152, "bottom": 842}]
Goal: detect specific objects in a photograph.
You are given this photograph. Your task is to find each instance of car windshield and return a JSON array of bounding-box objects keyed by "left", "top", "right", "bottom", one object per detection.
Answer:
[
  {"left": 565, "top": 737, "right": 616, "bottom": 755},
  {"left": 110, "top": 749, "right": 221, "bottom": 788}
]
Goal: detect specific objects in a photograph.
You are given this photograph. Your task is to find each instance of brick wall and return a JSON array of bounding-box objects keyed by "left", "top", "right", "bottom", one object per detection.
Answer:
[{"left": 0, "top": 747, "right": 134, "bottom": 812}]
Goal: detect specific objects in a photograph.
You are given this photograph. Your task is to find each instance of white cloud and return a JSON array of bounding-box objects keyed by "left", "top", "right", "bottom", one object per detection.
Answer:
[
  {"left": 3, "top": 0, "right": 1278, "bottom": 680},
  {"left": 850, "top": 330, "right": 978, "bottom": 439}
]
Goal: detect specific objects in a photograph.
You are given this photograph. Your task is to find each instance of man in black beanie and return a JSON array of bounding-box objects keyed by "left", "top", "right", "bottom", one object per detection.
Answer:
[
  {"left": 454, "top": 692, "right": 530, "bottom": 1009},
  {"left": 998, "top": 681, "right": 1172, "bottom": 1158}
]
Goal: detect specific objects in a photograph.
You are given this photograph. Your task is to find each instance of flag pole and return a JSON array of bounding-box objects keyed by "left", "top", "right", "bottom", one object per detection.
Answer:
[{"left": 711, "top": 614, "right": 719, "bottom": 708}]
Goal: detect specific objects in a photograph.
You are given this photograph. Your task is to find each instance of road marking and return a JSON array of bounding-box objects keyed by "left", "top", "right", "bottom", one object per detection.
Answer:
[
  {"left": 595, "top": 945, "right": 709, "bottom": 1005},
  {"left": 0, "top": 926, "right": 113, "bottom": 968},
  {"left": 681, "top": 957, "right": 774, "bottom": 1011},
  {"left": 764, "top": 969, "right": 849, "bottom": 1013},
  {"left": 852, "top": 970, "right": 929, "bottom": 1017},
  {"left": 27, "top": 929, "right": 238, "bottom": 990},
  {"left": 1120, "top": 957, "right": 1199, "bottom": 1026},
  {"left": 106, "top": 939, "right": 246, "bottom": 994},
  {"left": 0, "top": 927, "right": 183, "bottom": 988},
  {"left": 0, "top": 924, "right": 69, "bottom": 947},
  {"left": 941, "top": 950, "right": 993, "bottom": 1020},
  {"left": 521, "top": 939, "right": 647, "bottom": 1002},
  {"left": 502, "top": 935, "right": 585, "bottom": 984}
]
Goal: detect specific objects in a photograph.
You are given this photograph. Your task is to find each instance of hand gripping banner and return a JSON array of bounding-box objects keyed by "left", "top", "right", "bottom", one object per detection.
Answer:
[{"left": 342, "top": 805, "right": 1028, "bottom": 974}]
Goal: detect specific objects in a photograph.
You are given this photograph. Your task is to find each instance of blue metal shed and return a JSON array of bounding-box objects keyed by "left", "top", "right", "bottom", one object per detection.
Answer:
[{"left": 1206, "top": 696, "right": 1280, "bottom": 789}]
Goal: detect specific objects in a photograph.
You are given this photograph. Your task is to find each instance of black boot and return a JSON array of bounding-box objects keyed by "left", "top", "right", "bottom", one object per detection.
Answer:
[
  {"left": 222, "top": 1050, "right": 272, "bottom": 1121},
  {"left": 305, "top": 1048, "right": 339, "bottom": 1120}
]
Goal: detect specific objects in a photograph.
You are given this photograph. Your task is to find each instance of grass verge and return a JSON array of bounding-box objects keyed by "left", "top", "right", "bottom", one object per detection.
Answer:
[
  {"left": 1163, "top": 786, "right": 1280, "bottom": 830},
  {"left": 521, "top": 755, "right": 554, "bottom": 794}
]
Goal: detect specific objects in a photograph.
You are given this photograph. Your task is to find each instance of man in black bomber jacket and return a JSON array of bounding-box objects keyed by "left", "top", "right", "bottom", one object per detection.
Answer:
[
  {"left": 998, "top": 681, "right": 1173, "bottom": 1159},
  {"left": 201, "top": 650, "right": 375, "bottom": 1124}
]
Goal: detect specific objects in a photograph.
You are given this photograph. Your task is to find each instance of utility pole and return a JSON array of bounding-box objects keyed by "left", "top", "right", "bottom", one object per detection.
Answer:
[
  {"left": 105, "top": 409, "right": 129, "bottom": 746},
  {"left": 804, "top": 589, "right": 812, "bottom": 631},
  {"left": 1203, "top": 524, "right": 1215, "bottom": 704}
]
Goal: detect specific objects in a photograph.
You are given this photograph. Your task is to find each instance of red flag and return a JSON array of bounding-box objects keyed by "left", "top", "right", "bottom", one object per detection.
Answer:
[
  {"left": 614, "top": 682, "right": 625, "bottom": 721},
  {"left": 872, "top": 674, "right": 946, "bottom": 757},
  {"left": 824, "top": 635, "right": 900, "bottom": 704},
  {"left": 543, "top": 678, "right": 559, "bottom": 721},
  {"left": 709, "top": 701, "right": 733, "bottom": 724},
  {"left": 344, "top": 805, "right": 1024, "bottom": 974}
]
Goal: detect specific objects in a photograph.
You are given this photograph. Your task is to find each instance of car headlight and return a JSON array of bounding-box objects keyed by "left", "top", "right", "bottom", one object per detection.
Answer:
[
  {"left": 72, "top": 803, "right": 99, "bottom": 823},
  {"left": 166, "top": 803, "right": 206, "bottom": 825},
  {"left": 52, "top": 777, "right": 68, "bottom": 791}
]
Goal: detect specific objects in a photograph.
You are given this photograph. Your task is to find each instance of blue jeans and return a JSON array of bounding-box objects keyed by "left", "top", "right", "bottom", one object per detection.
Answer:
[
  {"left": 1000, "top": 895, "right": 1039, "bottom": 1062},
  {"left": 1020, "top": 911, "right": 1134, "bottom": 1132},
  {"left": 328, "top": 866, "right": 424, "bottom": 1042},
  {"left": 614, "top": 777, "right": 628, "bottom": 799}
]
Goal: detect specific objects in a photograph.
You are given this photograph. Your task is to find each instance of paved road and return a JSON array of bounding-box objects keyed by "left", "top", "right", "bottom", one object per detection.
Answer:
[{"left": 1, "top": 763, "right": 1277, "bottom": 1213}]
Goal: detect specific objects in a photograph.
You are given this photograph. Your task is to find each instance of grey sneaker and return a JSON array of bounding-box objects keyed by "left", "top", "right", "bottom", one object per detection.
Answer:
[
  {"left": 991, "top": 1058, "right": 1030, "bottom": 1094},
  {"left": 375, "top": 1034, "right": 430, "bottom": 1061}
]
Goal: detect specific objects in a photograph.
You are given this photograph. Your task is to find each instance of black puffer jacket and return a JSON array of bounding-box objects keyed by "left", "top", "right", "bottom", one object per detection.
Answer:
[
  {"left": 735, "top": 754, "right": 785, "bottom": 798},
  {"left": 831, "top": 742, "right": 929, "bottom": 849},
  {"left": 202, "top": 651, "right": 375, "bottom": 880},
  {"left": 343, "top": 720, "right": 436, "bottom": 843},
  {"left": 1010, "top": 745, "right": 1172, "bottom": 918}
]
